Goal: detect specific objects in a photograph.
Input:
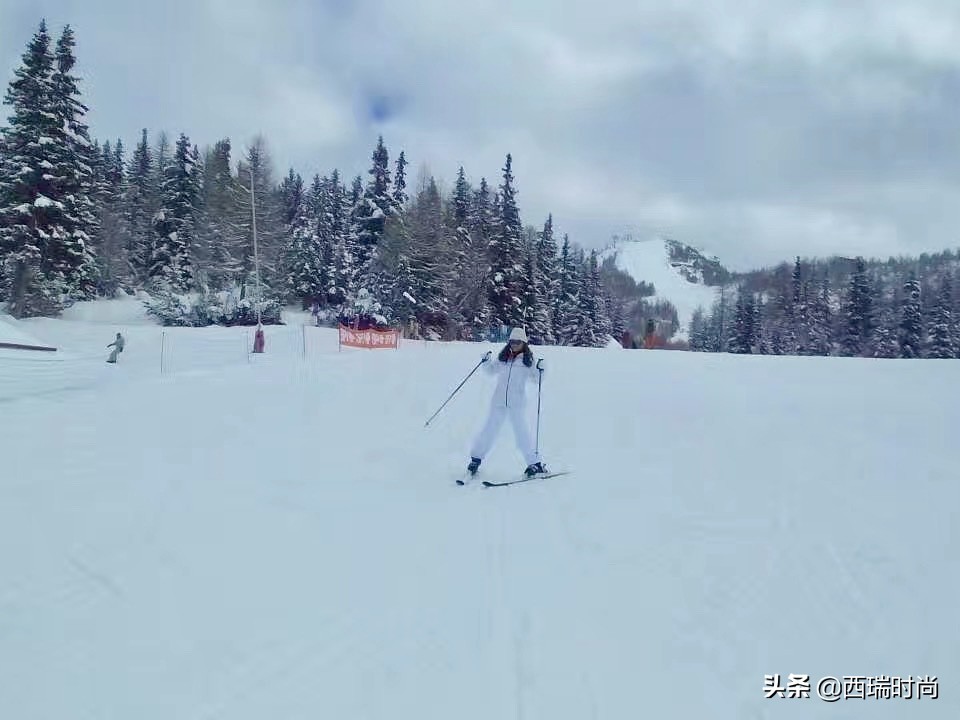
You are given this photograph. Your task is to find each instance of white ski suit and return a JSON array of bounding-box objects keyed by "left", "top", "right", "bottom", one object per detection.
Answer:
[{"left": 470, "top": 350, "right": 542, "bottom": 466}]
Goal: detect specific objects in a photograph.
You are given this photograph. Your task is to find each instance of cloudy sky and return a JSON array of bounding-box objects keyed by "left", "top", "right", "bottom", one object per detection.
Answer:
[{"left": 3, "top": 0, "right": 960, "bottom": 270}]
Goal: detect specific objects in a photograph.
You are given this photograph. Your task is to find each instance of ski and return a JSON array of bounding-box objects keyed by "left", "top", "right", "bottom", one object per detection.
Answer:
[{"left": 482, "top": 471, "right": 569, "bottom": 487}]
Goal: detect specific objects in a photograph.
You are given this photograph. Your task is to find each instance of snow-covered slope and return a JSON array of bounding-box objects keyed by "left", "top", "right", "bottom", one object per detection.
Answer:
[
  {"left": 0, "top": 312, "right": 54, "bottom": 350},
  {"left": 1, "top": 305, "right": 957, "bottom": 719},
  {"left": 602, "top": 236, "right": 722, "bottom": 339}
]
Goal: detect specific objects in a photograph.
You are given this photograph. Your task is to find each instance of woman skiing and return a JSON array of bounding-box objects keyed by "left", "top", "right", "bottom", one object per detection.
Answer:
[{"left": 466, "top": 327, "right": 548, "bottom": 479}]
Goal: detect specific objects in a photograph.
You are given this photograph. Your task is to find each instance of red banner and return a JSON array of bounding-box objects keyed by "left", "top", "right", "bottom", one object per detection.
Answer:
[{"left": 339, "top": 325, "right": 399, "bottom": 349}]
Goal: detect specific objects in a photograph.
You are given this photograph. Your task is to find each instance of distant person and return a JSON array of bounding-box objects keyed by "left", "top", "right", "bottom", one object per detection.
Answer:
[
  {"left": 106, "top": 332, "right": 125, "bottom": 363},
  {"left": 465, "top": 327, "right": 548, "bottom": 480}
]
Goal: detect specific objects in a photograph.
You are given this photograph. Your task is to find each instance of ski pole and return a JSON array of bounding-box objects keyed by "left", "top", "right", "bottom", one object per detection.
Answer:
[
  {"left": 424, "top": 357, "right": 486, "bottom": 427},
  {"left": 535, "top": 366, "right": 543, "bottom": 454}
]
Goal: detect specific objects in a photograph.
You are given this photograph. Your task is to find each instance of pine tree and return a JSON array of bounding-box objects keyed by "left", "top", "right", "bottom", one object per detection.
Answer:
[
  {"left": 123, "top": 129, "right": 153, "bottom": 282},
  {"left": 689, "top": 307, "right": 710, "bottom": 350},
  {"left": 393, "top": 151, "right": 408, "bottom": 209},
  {"left": 278, "top": 168, "right": 304, "bottom": 229},
  {"left": 46, "top": 24, "right": 99, "bottom": 299},
  {"left": 843, "top": 257, "right": 873, "bottom": 356},
  {"left": 926, "top": 273, "right": 956, "bottom": 358},
  {"left": 92, "top": 137, "right": 132, "bottom": 293},
  {"left": 570, "top": 251, "right": 606, "bottom": 347},
  {"left": 443, "top": 167, "right": 481, "bottom": 334},
  {"left": 807, "top": 274, "right": 833, "bottom": 356},
  {"left": 870, "top": 308, "right": 900, "bottom": 358},
  {"left": 404, "top": 174, "right": 448, "bottom": 320},
  {"left": 348, "top": 136, "right": 394, "bottom": 313},
  {"left": 452, "top": 167, "right": 470, "bottom": 229},
  {"left": 317, "top": 171, "right": 351, "bottom": 308},
  {"left": 281, "top": 183, "right": 323, "bottom": 306},
  {"left": 899, "top": 274, "right": 923, "bottom": 358},
  {"left": 789, "top": 256, "right": 811, "bottom": 353},
  {"left": 194, "top": 138, "right": 241, "bottom": 289},
  {"left": 521, "top": 237, "right": 551, "bottom": 344},
  {"left": 444, "top": 173, "right": 490, "bottom": 337},
  {"left": 729, "top": 288, "right": 756, "bottom": 353},
  {"left": 532, "top": 214, "right": 558, "bottom": 343},
  {"left": 148, "top": 132, "right": 196, "bottom": 289},
  {"left": 488, "top": 154, "right": 526, "bottom": 328},
  {"left": 554, "top": 234, "right": 580, "bottom": 344},
  {"left": 0, "top": 21, "right": 99, "bottom": 316},
  {"left": 235, "top": 137, "right": 284, "bottom": 295}
]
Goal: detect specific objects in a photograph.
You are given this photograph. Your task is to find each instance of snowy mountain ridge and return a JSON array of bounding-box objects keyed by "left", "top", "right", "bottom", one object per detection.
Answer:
[{"left": 599, "top": 236, "right": 729, "bottom": 338}]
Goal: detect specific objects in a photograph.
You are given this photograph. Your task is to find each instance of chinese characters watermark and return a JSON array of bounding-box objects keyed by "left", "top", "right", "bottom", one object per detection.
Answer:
[{"left": 764, "top": 674, "right": 938, "bottom": 701}]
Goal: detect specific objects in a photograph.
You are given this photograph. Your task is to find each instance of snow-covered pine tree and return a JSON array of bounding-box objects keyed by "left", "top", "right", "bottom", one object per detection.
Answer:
[
  {"left": 843, "top": 257, "right": 874, "bottom": 356},
  {"left": 520, "top": 228, "right": 551, "bottom": 344},
  {"left": 194, "top": 138, "right": 242, "bottom": 290},
  {"left": 790, "top": 256, "right": 811, "bottom": 354},
  {"left": 753, "top": 295, "right": 769, "bottom": 354},
  {"left": 446, "top": 174, "right": 491, "bottom": 337},
  {"left": 0, "top": 21, "right": 101, "bottom": 316},
  {"left": 148, "top": 132, "right": 197, "bottom": 290},
  {"left": 898, "top": 274, "right": 923, "bottom": 358},
  {"left": 570, "top": 250, "right": 606, "bottom": 347},
  {"left": 594, "top": 283, "right": 614, "bottom": 343},
  {"left": 280, "top": 170, "right": 325, "bottom": 306},
  {"left": 926, "top": 272, "right": 956, "bottom": 358},
  {"left": 553, "top": 234, "right": 580, "bottom": 344},
  {"left": 807, "top": 274, "right": 833, "bottom": 356},
  {"left": 123, "top": 129, "right": 153, "bottom": 283},
  {"left": 689, "top": 307, "right": 710, "bottom": 351},
  {"left": 46, "top": 24, "right": 99, "bottom": 300},
  {"left": 278, "top": 169, "right": 303, "bottom": 229},
  {"left": 532, "top": 214, "right": 558, "bottom": 344},
  {"left": 348, "top": 136, "right": 394, "bottom": 312},
  {"left": 318, "top": 170, "right": 352, "bottom": 309},
  {"left": 404, "top": 174, "right": 449, "bottom": 325},
  {"left": 234, "top": 136, "right": 284, "bottom": 294},
  {"left": 0, "top": 21, "right": 58, "bottom": 315},
  {"left": 393, "top": 151, "right": 408, "bottom": 209},
  {"left": 869, "top": 307, "right": 899, "bottom": 358},
  {"left": 729, "top": 288, "right": 756, "bottom": 353},
  {"left": 488, "top": 154, "right": 526, "bottom": 329},
  {"left": 92, "top": 138, "right": 132, "bottom": 294},
  {"left": 148, "top": 131, "right": 171, "bottom": 277},
  {"left": 441, "top": 167, "right": 480, "bottom": 335}
]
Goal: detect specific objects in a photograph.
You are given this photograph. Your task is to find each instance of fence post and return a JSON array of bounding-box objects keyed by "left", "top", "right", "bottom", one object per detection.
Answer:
[
  {"left": 160, "top": 331, "right": 166, "bottom": 375},
  {"left": 302, "top": 324, "right": 307, "bottom": 360}
]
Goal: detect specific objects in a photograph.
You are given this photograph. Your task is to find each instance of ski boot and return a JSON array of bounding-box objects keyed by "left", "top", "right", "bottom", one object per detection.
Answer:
[
  {"left": 467, "top": 457, "right": 482, "bottom": 475},
  {"left": 524, "top": 462, "right": 548, "bottom": 478}
]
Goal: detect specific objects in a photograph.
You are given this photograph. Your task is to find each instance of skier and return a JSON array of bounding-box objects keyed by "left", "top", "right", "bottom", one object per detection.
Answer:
[
  {"left": 106, "top": 332, "right": 125, "bottom": 364},
  {"left": 466, "top": 327, "right": 548, "bottom": 479}
]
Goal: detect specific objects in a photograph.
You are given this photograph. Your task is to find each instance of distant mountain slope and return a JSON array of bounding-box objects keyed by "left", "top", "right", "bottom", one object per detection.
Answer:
[{"left": 600, "top": 236, "right": 728, "bottom": 338}]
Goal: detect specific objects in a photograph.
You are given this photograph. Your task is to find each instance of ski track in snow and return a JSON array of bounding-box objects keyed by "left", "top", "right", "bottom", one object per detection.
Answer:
[{"left": 0, "top": 299, "right": 958, "bottom": 718}]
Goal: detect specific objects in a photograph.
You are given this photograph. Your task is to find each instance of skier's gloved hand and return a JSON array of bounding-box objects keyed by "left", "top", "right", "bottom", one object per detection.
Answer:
[
  {"left": 536, "top": 358, "right": 545, "bottom": 371},
  {"left": 482, "top": 350, "right": 492, "bottom": 362}
]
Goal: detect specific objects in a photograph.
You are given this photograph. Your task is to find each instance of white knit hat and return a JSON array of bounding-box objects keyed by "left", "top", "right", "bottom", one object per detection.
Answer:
[{"left": 508, "top": 327, "right": 528, "bottom": 343}]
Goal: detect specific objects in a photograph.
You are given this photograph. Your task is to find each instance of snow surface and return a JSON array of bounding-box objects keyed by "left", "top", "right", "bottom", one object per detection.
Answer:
[
  {"left": 0, "top": 313, "right": 50, "bottom": 349},
  {"left": 1, "top": 303, "right": 958, "bottom": 719},
  {"left": 603, "top": 237, "right": 719, "bottom": 339}
]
